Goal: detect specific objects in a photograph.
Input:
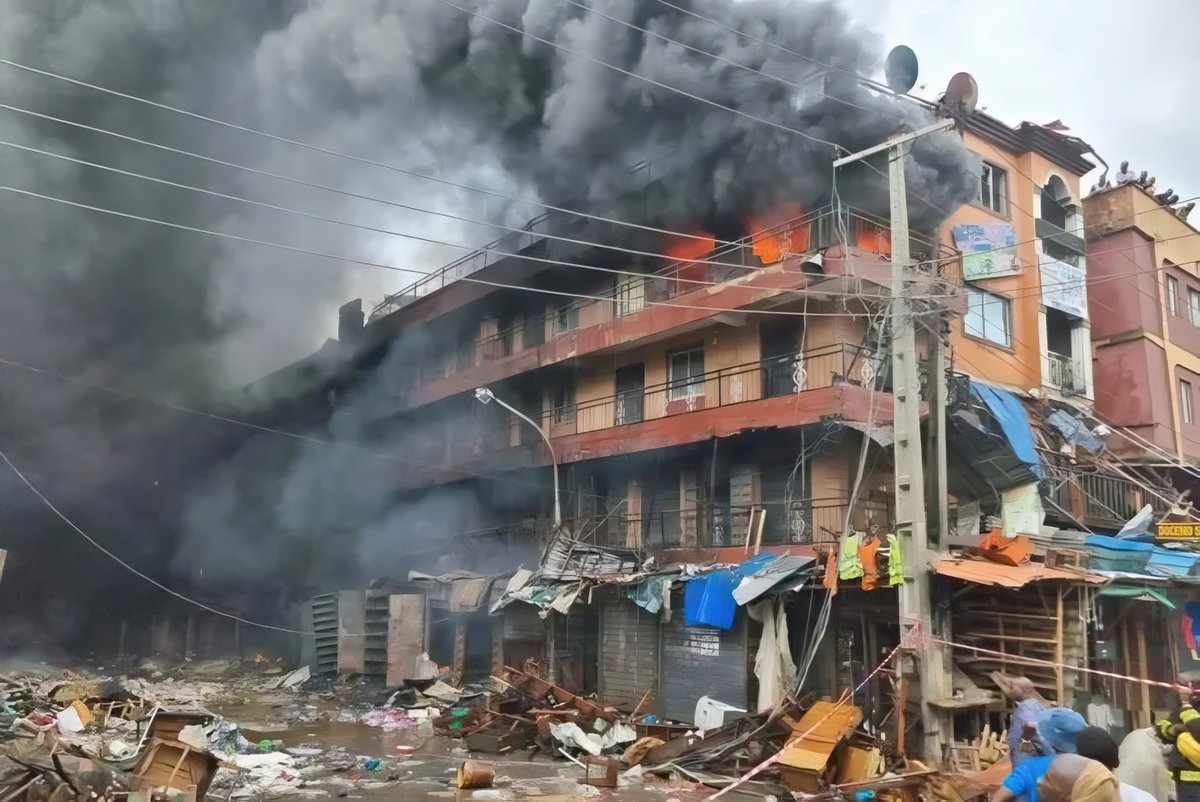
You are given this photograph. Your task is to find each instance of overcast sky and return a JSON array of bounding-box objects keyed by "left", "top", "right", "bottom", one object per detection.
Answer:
[{"left": 845, "top": 0, "right": 1200, "bottom": 206}]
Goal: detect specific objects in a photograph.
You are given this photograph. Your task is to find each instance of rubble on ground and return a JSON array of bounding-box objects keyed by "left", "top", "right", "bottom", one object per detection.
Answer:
[{"left": 2, "top": 658, "right": 948, "bottom": 800}]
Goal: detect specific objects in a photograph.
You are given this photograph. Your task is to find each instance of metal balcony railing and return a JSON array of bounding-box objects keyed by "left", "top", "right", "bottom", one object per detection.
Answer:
[
  {"left": 1047, "top": 352, "right": 1085, "bottom": 394},
  {"left": 603, "top": 497, "right": 892, "bottom": 549},
  {"left": 541, "top": 342, "right": 885, "bottom": 436},
  {"left": 372, "top": 202, "right": 960, "bottom": 334},
  {"left": 1046, "top": 466, "right": 1172, "bottom": 530}
]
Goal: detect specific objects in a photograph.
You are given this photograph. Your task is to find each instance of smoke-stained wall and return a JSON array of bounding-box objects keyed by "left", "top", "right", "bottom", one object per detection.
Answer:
[{"left": 0, "top": 0, "right": 979, "bottom": 649}]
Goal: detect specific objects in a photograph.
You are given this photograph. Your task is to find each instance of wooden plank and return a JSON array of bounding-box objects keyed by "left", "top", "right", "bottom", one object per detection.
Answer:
[
  {"left": 386, "top": 593, "right": 427, "bottom": 687},
  {"left": 1055, "top": 586, "right": 1064, "bottom": 703},
  {"left": 1136, "top": 619, "right": 1151, "bottom": 728},
  {"left": 337, "top": 590, "right": 366, "bottom": 675}
]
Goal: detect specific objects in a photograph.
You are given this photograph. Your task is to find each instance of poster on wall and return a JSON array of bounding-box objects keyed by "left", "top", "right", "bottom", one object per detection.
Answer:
[
  {"left": 1176, "top": 596, "right": 1200, "bottom": 674},
  {"left": 953, "top": 224, "right": 1020, "bottom": 280},
  {"left": 1041, "top": 256, "right": 1089, "bottom": 318}
]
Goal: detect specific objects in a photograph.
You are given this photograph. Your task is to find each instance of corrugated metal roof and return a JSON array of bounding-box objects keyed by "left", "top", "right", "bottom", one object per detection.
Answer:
[{"left": 933, "top": 557, "right": 1107, "bottom": 588}]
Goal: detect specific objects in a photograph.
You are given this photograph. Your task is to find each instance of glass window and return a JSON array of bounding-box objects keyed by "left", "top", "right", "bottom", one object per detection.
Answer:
[
  {"left": 553, "top": 302, "right": 580, "bottom": 334},
  {"left": 1181, "top": 379, "right": 1194, "bottom": 425},
  {"left": 964, "top": 289, "right": 1012, "bottom": 347},
  {"left": 1167, "top": 275, "right": 1180, "bottom": 316},
  {"left": 615, "top": 277, "right": 646, "bottom": 317},
  {"left": 976, "top": 161, "right": 1008, "bottom": 215},
  {"left": 668, "top": 347, "right": 706, "bottom": 401},
  {"left": 1189, "top": 289, "right": 1200, "bottom": 326}
]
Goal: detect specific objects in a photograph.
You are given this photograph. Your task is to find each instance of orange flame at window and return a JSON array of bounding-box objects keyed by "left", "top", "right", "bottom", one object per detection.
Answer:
[
  {"left": 747, "top": 203, "right": 808, "bottom": 266},
  {"left": 664, "top": 230, "right": 716, "bottom": 262},
  {"left": 664, "top": 229, "right": 717, "bottom": 286},
  {"left": 856, "top": 222, "right": 892, "bottom": 256}
]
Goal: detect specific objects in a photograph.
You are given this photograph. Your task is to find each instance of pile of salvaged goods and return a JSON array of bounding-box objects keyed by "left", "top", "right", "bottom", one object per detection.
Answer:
[
  {"left": 1, "top": 673, "right": 222, "bottom": 802},
  {"left": 0, "top": 669, "right": 326, "bottom": 802},
  {"left": 360, "top": 664, "right": 941, "bottom": 796}
]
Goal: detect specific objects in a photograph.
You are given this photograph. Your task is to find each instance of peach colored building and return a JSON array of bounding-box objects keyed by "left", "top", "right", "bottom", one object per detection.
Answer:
[{"left": 941, "top": 116, "right": 1095, "bottom": 400}]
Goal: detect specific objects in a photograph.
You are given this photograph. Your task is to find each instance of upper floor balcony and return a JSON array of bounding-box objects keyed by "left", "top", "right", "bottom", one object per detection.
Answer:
[
  {"left": 398, "top": 204, "right": 958, "bottom": 413},
  {"left": 394, "top": 341, "right": 898, "bottom": 491},
  {"left": 578, "top": 495, "right": 892, "bottom": 551},
  {"left": 1045, "top": 465, "right": 1172, "bottom": 531}
]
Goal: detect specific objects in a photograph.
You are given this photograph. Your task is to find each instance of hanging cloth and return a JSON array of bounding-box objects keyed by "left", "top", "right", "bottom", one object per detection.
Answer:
[
  {"left": 887, "top": 533, "right": 904, "bottom": 585},
  {"left": 838, "top": 532, "right": 864, "bottom": 580},
  {"left": 858, "top": 536, "right": 881, "bottom": 590}
]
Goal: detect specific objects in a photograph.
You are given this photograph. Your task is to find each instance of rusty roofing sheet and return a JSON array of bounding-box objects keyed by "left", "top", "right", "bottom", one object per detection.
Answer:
[{"left": 932, "top": 557, "right": 1107, "bottom": 589}]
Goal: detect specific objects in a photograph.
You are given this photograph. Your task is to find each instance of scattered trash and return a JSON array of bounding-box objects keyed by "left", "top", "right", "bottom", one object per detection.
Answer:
[{"left": 362, "top": 757, "right": 382, "bottom": 771}]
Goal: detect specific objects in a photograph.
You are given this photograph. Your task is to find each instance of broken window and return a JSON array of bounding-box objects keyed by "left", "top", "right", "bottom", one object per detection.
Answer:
[{"left": 977, "top": 161, "right": 1008, "bottom": 215}]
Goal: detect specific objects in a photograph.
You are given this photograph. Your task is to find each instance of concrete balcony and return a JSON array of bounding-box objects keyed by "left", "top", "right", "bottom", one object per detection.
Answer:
[
  {"left": 402, "top": 205, "right": 960, "bottom": 413},
  {"left": 399, "top": 342, "right": 899, "bottom": 491}
]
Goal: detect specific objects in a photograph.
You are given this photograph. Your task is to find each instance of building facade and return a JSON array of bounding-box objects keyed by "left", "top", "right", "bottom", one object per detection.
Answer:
[{"left": 1085, "top": 181, "right": 1200, "bottom": 469}]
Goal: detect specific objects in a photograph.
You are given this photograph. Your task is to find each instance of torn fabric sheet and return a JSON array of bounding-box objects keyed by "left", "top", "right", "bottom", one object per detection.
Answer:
[{"left": 749, "top": 597, "right": 797, "bottom": 712}]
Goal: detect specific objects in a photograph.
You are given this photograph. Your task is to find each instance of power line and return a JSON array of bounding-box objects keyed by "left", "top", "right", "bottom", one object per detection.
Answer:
[
  {"left": 0, "top": 58, "right": 732, "bottom": 247},
  {"left": 0, "top": 105, "right": 863, "bottom": 281},
  {"left": 0, "top": 184, "right": 908, "bottom": 319},
  {"left": 0, "top": 135, "right": 963, "bottom": 303},
  {"left": 648, "top": 0, "right": 896, "bottom": 98},
  {"left": 0, "top": 354, "right": 619, "bottom": 502},
  {"left": 434, "top": 0, "right": 846, "bottom": 154},
  {"left": 0, "top": 438, "right": 306, "bottom": 634}
]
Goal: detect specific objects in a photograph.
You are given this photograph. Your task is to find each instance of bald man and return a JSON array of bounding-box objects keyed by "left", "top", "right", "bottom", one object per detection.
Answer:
[{"left": 1037, "top": 754, "right": 1120, "bottom": 802}]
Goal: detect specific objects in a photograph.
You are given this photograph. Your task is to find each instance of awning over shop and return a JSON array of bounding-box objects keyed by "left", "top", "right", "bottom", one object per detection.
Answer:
[
  {"left": 1096, "top": 585, "right": 1175, "bottom": 609},
  {"left": 933, "top": 557, "right": 1107, "bottom": 589}
]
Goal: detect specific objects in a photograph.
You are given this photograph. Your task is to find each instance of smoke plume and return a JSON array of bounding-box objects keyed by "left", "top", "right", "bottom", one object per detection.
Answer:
[{"left": 0, "top": 0, "right": 978, "bottom": 639}]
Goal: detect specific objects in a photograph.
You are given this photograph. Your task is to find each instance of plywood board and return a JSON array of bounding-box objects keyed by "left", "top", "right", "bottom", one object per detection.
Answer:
[{"left": 386, "top": 593, "right": 426, "bottom": 687}]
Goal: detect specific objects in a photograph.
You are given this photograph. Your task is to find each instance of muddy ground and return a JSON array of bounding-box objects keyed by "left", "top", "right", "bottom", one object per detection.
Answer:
[{"left": 1, "top": 658, "right": 775, "bottom": 801}]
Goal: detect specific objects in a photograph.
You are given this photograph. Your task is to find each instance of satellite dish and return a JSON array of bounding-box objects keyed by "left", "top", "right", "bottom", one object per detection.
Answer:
[
  {"left": 942, "top": 72, "right": 979, "bottom": 115},
  {"left": 884, "top": 46, "right": 918, "bottom": 94}
]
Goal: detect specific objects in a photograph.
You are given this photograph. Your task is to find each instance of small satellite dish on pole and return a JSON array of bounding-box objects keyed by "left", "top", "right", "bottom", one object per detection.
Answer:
[
  {"left": 941, "top": 72, "right": 979, "bottom": 116},
  {"left": 884, "top": 46, "right": 918, "bottom": 94}
]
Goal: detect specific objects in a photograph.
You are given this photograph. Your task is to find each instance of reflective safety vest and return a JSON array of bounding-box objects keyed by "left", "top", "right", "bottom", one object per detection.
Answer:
[{"left": 1157, "top": 704, "right": 1200, "bottom": 783}]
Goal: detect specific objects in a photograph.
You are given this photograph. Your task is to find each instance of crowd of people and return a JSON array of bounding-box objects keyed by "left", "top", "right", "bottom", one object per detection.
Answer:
[{"left": 928, "top": 676, "right": 1193, "bottom": 802}]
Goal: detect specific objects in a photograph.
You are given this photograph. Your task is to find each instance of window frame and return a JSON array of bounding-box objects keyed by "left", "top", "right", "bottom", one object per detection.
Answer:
[
  {"left": 964, "top": 288, "right": 1013, "bottom": 348},
  {"left": 615, "top": 276, "right": 647, "bottom": 317},
  {"left": 1189, "top": 288, "right": 1200, "bottom": 327},
  {"left": 667, "top": 346, "right": 706, "bottom": 401},
  {"left": 549, "top": 377, "right": 577, "bottom": 424},
  {"left": 1181, "top": 378, "right": 1194, "bottom": 425},
  {"left": 977, "top": 160, "right": 1009, "bottom": 216},
  {"left": 552, "top": 301, "right": 580, "bottom": 335},
  {"left": 1167, "top": 275, "right": 1180, "bottom": 316}
]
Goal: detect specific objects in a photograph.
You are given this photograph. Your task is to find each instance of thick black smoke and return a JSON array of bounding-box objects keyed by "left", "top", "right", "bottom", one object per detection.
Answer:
[{"left": 0, "top": 0, "right": 978, "bottom": 638}]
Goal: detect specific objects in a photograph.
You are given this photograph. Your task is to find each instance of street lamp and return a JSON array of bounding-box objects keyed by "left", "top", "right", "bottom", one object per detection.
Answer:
[{"left": 474, "top": 387, "right": 561, "bottom": 529}]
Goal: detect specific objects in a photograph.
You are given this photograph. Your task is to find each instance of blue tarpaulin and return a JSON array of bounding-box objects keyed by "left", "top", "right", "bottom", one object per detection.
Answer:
[
  {"left": 683, "top": 553, "right": 774, "bottom": 630},
  {"left": 971, "top": 382, "right": 1044, "bottom": 478}
]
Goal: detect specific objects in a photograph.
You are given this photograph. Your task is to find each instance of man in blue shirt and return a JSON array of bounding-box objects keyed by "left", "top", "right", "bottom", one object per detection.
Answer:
[
  {"left": 1009, "top": 678, "right": 1048, "bottom": 767},
  {"left": 993, "top": 709, "right": 1088, "bottom": 802}
]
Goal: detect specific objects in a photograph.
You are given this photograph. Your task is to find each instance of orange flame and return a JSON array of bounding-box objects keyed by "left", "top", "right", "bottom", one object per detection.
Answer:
[
  {"left": 665, "top": 230, "right": 716, "bottom": 262},
  {"left": 665, "top": 229, "right": 716, "bottom": 286},
  {"left": 747, "top": 203, "right": 808, "bottom": 265},
  {"left": 856, "top": 222, "right": 891, "bottom": 256}
]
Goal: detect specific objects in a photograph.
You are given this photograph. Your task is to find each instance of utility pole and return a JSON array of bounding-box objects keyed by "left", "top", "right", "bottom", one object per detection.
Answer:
[{"left": 834, "top": 118, "right": 954, "bottom": 763}]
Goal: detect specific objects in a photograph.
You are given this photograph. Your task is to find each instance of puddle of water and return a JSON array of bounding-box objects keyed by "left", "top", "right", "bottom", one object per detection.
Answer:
[{"left": 205, "top": 696, "right": 713, "bottom": 801}]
